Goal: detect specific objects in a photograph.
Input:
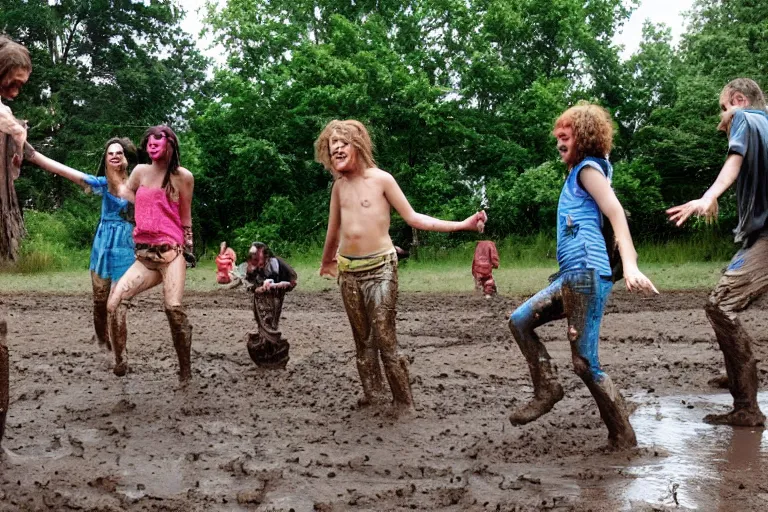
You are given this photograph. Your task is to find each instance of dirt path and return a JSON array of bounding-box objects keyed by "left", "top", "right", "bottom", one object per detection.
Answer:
[{"left": 1, "top": 289, "right": 767, "bottom": 511}]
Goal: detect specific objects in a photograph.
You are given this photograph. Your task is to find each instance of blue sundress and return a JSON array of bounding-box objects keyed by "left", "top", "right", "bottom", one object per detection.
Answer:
[{"left": 83, "top": 175, "right": 135, "bottom": 280}]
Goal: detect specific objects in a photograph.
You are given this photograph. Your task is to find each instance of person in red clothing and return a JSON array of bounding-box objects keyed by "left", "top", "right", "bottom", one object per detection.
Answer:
[
  {"left": 215, "top": 242, "right": 237, "bottom": 284},
  {"left": 472, "top": 240, "right": 499, "bottom": 297}
]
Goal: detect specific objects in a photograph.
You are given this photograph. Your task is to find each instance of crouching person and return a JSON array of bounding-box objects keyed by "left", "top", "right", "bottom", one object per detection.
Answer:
[{"left": 242, "top": 242, "right": 297, "bottom": 369}]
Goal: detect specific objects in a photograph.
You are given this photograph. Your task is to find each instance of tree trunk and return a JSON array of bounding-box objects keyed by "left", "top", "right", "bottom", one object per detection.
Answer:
[
  {"left": 0, "top": 131, "right": 25, "bottom": 262},
  {"left": 411, "top": 227, "right": 420, "bottom": 261}
]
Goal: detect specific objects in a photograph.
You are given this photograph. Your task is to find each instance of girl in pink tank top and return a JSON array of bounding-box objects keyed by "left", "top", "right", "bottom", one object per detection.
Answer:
[{"left": 106, "top": 125, "right": 196, "bottom": 385}]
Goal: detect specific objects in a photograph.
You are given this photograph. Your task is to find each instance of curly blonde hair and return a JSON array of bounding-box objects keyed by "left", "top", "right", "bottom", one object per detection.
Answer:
[
  {"left": 553, "top": 102, "right": 613, "bottom": 161},
  {"left": 314, "top": 119, "right": 376, "bottom": 173}
]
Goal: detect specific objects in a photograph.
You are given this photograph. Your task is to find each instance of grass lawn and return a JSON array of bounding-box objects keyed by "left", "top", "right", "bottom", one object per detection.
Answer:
[{"left": 0, "top": 259, "right": 727, "bottom": 295}]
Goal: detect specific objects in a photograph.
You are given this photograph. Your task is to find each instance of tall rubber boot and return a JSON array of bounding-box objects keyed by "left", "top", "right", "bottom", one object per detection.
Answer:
[
  {"left": 580, "top": 373, "right": 637, "bottom": 448},
  {"left": 166, "top": 306, "right": 192, "bottom": 383},
  {"left": 508, "top": 318, "right": 564, "bottom": 425},
  {"left": 0, "top": 320, "right": 8, "bottom": 447},
  {"left": 704, "top": 303, "right": 765, "bottom": 426},
  {"left": 93, "top": 298, "right": 110, "bottom": 351},
  {"left": 109, "top": 303, "right": 129, "bottom": 377}
]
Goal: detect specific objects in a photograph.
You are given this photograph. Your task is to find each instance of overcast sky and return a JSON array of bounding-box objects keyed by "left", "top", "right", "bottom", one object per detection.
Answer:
[{"left": 178, "top": 0, "right": 696, "bottom": 65}]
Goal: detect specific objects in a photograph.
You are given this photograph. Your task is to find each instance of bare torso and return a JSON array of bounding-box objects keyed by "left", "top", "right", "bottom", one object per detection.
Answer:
[{"left": 336, "top": 168, "right": 395, "bottom": 257}]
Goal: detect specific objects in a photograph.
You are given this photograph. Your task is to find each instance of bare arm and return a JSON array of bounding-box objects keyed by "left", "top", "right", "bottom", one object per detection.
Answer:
[
  {"left": 666, "top": 153, "right": 743, "bottom": 226},
  {"left": 581, "top": 167, "right": 658, "bottom": 294},
  {"left": 0, "top": 104, "right": 26, "bottom": 150},
  {"left": 178, "top": 168, "right": 194, "bottom": 228},
  {"left": 319, "top": 181, "right": 341, "bottom": 278},
  {"left": 382, "top": 173, "right": 486, "bottom": 232},
  {"left": 25, "top": 147, "right": 89, "bottom": 188}
]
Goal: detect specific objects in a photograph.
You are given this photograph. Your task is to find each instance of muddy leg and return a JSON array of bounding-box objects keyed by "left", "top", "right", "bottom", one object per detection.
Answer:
[
  {"left": 107, "top": 260, "right": 163, "bottom": 378},
  {"left": 369, "top": 263, "right": 413, "bottom": 413},
  {"left": 91, "top": 271, "right": 111, "bottom": 351},
  {"left": 109, "top": 302, "right": 129, "bottom": 376},
  {"left": 166, "top": 305, "right": 192, "bottom": 384},
  {"left": 340, "top": 272, "right": 386, "bottom": 406},
  {"left": 507, "top": 280, "right": 566, "bottom": 425},
  {"left": 0, "top": 320, "right": 8, "bottom": 447},
  {"left": 704, "top": 302, "right": 764, "bottom": 426},
  {"left": 563, "top": 274, "right": 636, "bottom": 449}
]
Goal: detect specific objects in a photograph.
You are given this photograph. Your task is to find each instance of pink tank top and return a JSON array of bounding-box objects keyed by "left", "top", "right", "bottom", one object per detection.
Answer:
[{"left": 133, "top": 186, "right": 184, "bottom": 246}]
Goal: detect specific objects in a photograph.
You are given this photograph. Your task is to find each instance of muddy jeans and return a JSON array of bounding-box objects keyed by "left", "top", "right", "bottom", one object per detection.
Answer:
[
  {"left": 508, "top": 269, "right": 635, "bottom": 445},
  {"left": 705, "top": 235, "right": 768, "bottom": 416},
  {"left": 339, "top": 255, "right": 413, "bottom": 408},
  {"left": 510, "top": 269, "right": 612, "bottom": 381}
]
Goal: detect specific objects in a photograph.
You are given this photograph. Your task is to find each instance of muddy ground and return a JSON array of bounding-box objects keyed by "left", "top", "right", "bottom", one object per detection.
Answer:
[{"left": 1, "top": 289, "right": 767, "bottom": 511}]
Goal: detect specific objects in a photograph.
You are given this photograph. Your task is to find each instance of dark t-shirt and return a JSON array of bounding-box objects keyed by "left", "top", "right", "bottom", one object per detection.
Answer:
[
  {"left": 245, "top": 256, "right": 297, "bottom": 288},
  {"left": 728, "top": 109, "right": 768, "bottom": 245}
]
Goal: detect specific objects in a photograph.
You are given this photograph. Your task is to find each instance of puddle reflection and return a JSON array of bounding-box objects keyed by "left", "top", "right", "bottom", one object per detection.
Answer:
[{"left": 619, "top": 392, "right": 768, "bottom": 510}]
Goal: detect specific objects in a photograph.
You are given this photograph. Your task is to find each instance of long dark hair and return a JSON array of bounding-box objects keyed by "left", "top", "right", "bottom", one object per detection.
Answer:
[
  {"left": 96, "top": 137, "right": 137, "bottom": 177},
  {"left": 140, "top": 125, "right": 181, "bottom": 198}
]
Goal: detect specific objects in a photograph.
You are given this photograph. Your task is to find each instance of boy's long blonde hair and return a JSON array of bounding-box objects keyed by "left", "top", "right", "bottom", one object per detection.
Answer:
[
  {"left": 314, "top": 120, "right": 376, "bottom": 174},
  {"left": 553, "top": 102, "right": 613, "bottom": 162}
]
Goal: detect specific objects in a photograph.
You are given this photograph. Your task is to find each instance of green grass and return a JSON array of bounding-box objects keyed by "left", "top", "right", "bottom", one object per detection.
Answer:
[{"left": 0, "top": 259, "right": 727, "bottom": 295}]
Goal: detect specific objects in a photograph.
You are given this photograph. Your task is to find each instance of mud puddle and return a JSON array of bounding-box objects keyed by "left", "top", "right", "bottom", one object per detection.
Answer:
[{"left": 616, "top": 392, "right": 768, "bottom": 510}]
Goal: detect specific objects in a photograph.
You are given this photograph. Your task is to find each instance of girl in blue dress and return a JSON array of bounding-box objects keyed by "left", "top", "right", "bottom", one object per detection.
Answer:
[{"left": 26, "top": 138, "right": 137, "bottom": 350}]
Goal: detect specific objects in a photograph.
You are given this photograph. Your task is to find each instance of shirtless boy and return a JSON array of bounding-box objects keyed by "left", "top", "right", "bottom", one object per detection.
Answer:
[{"left": 315, "top": 119, "right": 486, "bottom": 414}]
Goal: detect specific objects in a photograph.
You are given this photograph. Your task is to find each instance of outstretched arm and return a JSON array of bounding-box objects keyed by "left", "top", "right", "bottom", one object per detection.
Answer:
[
  {"left": 319, "top": 181, "right": 341, "bottom": 278},
  {"left": 25, "top": 146, "right": 89, "bottom": 188},
  {"left": 383, "top": 173, "right": 486, "bottom": 232},
  {"left": 665, "top": 154, "right": 742, "bottom": 227},
  {"left": 581, "top": 167, "right": 658, "bottom": 294}
]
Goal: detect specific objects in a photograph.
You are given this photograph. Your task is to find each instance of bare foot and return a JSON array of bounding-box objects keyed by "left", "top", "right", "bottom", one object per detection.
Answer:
[
  {"left": 508, "top": 383, "right": 565, "bottom": 425},
  {"left": 704, "top": 408, "right": 766, "bottom": 427}
]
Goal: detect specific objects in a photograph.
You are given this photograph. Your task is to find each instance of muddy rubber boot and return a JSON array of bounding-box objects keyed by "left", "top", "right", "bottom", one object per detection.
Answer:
[
  {"left": 508, "top": 358, "right": 564, "bottom": 425},
  {"left": 92, "top": 299, "right": 111, "bottom": 351},
  {"left": 704, "top": 304, "right": 766, "bottom": 427},
  {"left": 356, "top": 350, "right": 387, "bottom": 407},
  {"left": 1, "top": 320, "right": 9, "bottom": 447},
  {"left": 583, "top": 374, "right": 637, "bottom": 449},
  {"left": 166, "top": 306, "right": 192, "bottom": 384},
  {"left": 382, "top": 354, "right": 414, "bottom": 414},
  {"left": 109, "top": 303, "right": 129, "bottom": 377}
]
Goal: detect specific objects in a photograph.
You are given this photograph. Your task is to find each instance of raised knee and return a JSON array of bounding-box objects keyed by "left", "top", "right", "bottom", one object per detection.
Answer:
[
  {"left": 107, "top": 300, "right": 125, "bottom": 316},
  {"left": 508, "top": 312, "right": 526, "bottom": 339},
  {"left": 705, "top": 299, "right": 734, "bottom": 325}
]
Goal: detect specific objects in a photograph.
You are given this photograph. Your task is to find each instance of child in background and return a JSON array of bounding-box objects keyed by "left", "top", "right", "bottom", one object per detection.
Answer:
[
  {"left": 472, "top": 240, "right": 499, "bottom": 297},
  {"left": 215, "top": 242, "right": 237, "bottom": 284}
]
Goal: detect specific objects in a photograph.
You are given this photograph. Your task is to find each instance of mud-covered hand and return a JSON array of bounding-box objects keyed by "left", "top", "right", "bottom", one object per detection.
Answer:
[
  {"left": 182, "top": 225, "right": 196, "bottom": 268},
  {"left": 623, "top": 266, "right": 659, "bottom": 295},
  {"left": 319, "top": 259, "right": 338, "bottom": 279},
  {"left": 666, "top": 197, "right": 718, "bottom": 227}
]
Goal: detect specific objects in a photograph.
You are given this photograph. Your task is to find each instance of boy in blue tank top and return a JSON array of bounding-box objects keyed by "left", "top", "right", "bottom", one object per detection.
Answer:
[{"left": 508, "top": 103, "right": 657, "bottom": 449}]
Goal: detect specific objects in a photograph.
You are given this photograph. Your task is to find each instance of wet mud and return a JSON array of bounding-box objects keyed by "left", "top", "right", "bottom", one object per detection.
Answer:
[{"left": 1, "top": 289, "right": 768, "bottom": 510}]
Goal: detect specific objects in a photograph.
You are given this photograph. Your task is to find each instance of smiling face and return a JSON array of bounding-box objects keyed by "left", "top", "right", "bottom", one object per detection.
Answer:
[
  {"left": 105, "top": 142, "right": 127, "bottom": 173},
  {"left": 329, "top": 131, "right": 359, "bottom": 173},
  {"left": 146, "top": 133, "right": 169, "bottom": 162},
  {"left": 0, "top": 67, "right": 30, "bottom": 100},
  {"left": 554, "top": 125, "right": 577, "bottom": 168}
]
